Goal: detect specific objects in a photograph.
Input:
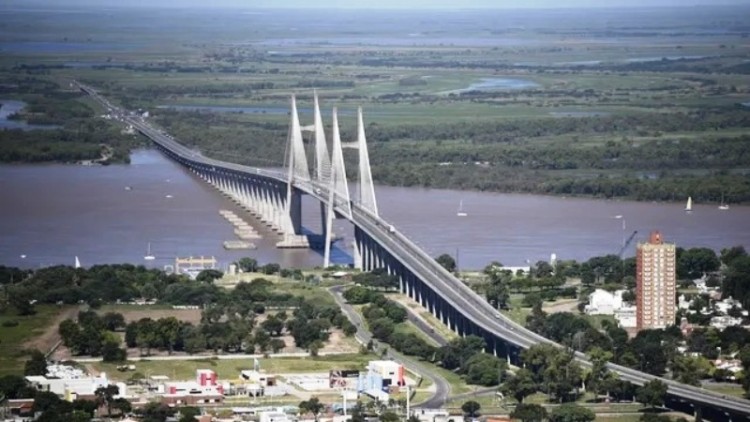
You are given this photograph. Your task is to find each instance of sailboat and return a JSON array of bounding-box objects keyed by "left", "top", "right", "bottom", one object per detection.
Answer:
[
  {"left": 74, "top": 256, "right": 81, "bottom": 269},
  {"left": 719, "top": 194, "right": 730, "bottom": 211},
  {"left": 144, "top": 243, "right": 155, "bottom": 261},
  {"left": 685, "top": 196, "right": 693, "bottom": 213},
  {"left": 457, "top": 200, "right": 468, "bottom": 217}
]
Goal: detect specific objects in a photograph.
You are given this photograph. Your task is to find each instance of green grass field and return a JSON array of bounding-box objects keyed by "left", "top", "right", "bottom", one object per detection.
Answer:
[
  {"left": 92, "top": 353, "right": 377, "bottom": 382},
  {"left": 0, "top": 305, "right": 75, "bottom": 376}
]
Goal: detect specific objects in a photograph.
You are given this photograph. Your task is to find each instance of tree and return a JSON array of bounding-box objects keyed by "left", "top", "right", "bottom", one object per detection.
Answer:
[
  {"left": 9, "top": 288, "right": 35, "bottom": 316},
  {"left": 677, "top": 247, "right": 720, "bottom": 280},
  {"left": 436, "top": 253, "right": 457, "bottom": 272},
  {"left": 196, "top": 269, "right": 223, "bottom": 283},
  {"left": 549, "top": 403, "right": 595, "bottom": 422},
  {"left": 486, "top": 281, "right": 510, "bottom": 310},
  {"left": 720, "top": 246, "right": 746, "bottom": 266},
  {"left": 260, "top": 263, "right": 281, "bottom": 275},
  {"left": 101, "top": 340, "right": 126, "bottom": 362},
  {"left": 464, "top": 353, "right": 506, "bottom": 386},
  {"left": 299, "top": 397, "right": 324, "bottom": 421},
  {"left": 525, "top": 302, "right": 548, "bottom": 334},
  {"left": 269, "top": 338, "right": 286, "bottom": 353},
  {"left": 95, "top": 384, "right": 119, "bottom": 418},
  {"left": 238, "top": 257, "right": 258, "bottom": 273},
  {"left": 587, "top": 348, "right": 614, "bottom": 400},
  {"left": 502, "top": 368, "right": 537, "bottom": 403},
  {"left": 461, "top": 400, "right": 481, "bottom": 418},
  {"left": 102, "top": 312, "right": 126, "bottom": 331},
  {"left": 636, "top": 379, "right": 668, "bottom": 409},
  {"left": 156, "top": 317, "right": 181, "bottom": 354},
  {"left": 670, "top": 355, "right": 711, "bottom": 386},
  {"left": 138, "top": 402, "right": 175, "bottom": 422},
  {"left": 178, "top": 406, "right": 200, "bottom": 422},
  {"left": 111, "top": 397, "right": 132, "bottom": 416},
  {"left": 379, "top": 411, "right": 400, "bottom": 422},
  {"left": 510, "top": 403, "right": 548, "bottom": 422},
  {"left": 261, "top": 315, "right": 285, "bottom": 336},
  {"left": 0, "top": 375, "right": 34, "bottom": 399},
  {"left": 24, "top": 349, "right": 47, "bottom": 376}
]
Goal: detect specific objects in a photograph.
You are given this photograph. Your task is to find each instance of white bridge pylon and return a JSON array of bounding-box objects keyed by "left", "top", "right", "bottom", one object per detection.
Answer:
[{"left": 285, "top": 94, "right": 379, "bottom": 268}]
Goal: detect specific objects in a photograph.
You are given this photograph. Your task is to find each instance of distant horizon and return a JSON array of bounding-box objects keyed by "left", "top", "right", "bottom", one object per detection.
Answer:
[{"left": 5, "top": 0, "right": 750, "bottom": 10}]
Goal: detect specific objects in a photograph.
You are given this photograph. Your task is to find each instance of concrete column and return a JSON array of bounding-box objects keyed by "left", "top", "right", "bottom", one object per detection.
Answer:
[
  {"left": 289, "top": 187, "right": 302, "bottom": 235},
  {"left": 320, "top": 201, "right": 328, "bottom": 239}
]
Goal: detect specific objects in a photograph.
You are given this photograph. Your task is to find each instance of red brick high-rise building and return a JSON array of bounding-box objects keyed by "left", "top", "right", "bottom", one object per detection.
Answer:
[{"left": 636, "top": 231, "right": 677, "bottom": 331}]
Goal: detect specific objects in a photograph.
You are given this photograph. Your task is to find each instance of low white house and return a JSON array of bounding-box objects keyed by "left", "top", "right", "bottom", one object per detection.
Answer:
[
  {"left": 715, "top": 297, "right": 748, "bottom": 316},
  {"left": 585, "top": 289, "right": 625, "bottom": 315},
  {"left": 710, "top": 315, "right": 744, "bottom": 331},
  {"left": 615, "top": 306, "right": 637, "bottom": 328}
]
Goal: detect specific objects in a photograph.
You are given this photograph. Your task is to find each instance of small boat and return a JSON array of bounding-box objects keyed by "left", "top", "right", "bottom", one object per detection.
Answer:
[
  {"left": 457, "top": 200, "right": 468, "bottom": 217},
  {"left": 165, "top": 194, "right": 173, "bottom": 199},
  {"left": 719, "top": 194, "right": 729, "bottom": 210},
  {"left": 685, "top": 196, "right": 692, "bottom": 213},
  {"left": 125, "top": 186, "right": 132, "bottom": 191},
  {"left": 144, "top": 243, "right": 155, "bottom": 261}
]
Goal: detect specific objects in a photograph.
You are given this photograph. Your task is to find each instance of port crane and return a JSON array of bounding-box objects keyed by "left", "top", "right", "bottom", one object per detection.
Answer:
[{"left": 617, "top": 230, "right": 638, "bottom": 258}]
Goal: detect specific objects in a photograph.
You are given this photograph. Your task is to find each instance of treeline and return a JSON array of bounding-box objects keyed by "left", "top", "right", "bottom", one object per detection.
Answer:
[
  {"left": 54, "top": 277, "right": 356, "bottom": 359},
  {"left": 720, "top": 246, "right": 750, "bottom": 309},
  {"left": 366, "top": 109, "right": 750, "bottom": 144},
  {"left": 526, "top": 303, "right": 750, "bottom": 391},
  {"left": 0, "top": 263, "right": 310, "bottom": 316},
  {"left": 14, "top": 94, "right": 94, "bottom": 125},
  {"left": 149, "top": 102, "right": 750, "bottom": 203},
  {"left": 372, "top": 161, "right": 750, "bottom": 203},
  {"left": 0, "top": 78, "right": 142, "bottom": 164},
  {"left": 0, "top": 132, "right": 102, "bottom": 163},
  {"left": 371, "top": 134, "right": 750, "bottom": 171}
]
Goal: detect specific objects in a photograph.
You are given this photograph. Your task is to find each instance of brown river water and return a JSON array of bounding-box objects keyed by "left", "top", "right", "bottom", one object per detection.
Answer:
[{"left": 1, "top": 149, "right": 748, "bottom": 270}]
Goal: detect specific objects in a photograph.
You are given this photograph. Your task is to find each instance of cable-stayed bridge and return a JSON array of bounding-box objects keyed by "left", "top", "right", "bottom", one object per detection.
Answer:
[{"left": 77, "top": 82, "right": 750, "bottom": 421}]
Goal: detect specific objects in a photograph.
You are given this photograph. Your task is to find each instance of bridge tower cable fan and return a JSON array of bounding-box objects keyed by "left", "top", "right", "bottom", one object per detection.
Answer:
[
  {"left": 323, "top": 107, "right": 353, "bottom": 268},
  {"left": 283, "top": 95, "right": 311, "bottom": 238},
  {"left": 356, "top": 107, "right": 379, "bottom": 218},
  {"left": 300, "top": 90, "right": 331, "bottom": 184}
]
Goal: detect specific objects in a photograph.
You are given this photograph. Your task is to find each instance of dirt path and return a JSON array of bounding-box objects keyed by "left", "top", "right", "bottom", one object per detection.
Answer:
[
  {"left": 543, "top": 298, "right": 579, "bottom": 314},
  {"left": 24, "top": 306, "right": 80, "bottom": 357}
]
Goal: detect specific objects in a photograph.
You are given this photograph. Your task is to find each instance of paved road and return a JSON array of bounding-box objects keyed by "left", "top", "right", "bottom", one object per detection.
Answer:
[
  {"left": 328, "top": 285, "right": 451, "bottom": 408},
  {"left": 393, "top": 297, "right": 449, "bottom": 347}
]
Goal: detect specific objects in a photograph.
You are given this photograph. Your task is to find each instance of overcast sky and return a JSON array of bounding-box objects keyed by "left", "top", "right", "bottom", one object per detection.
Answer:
[{"left": 12, "top": 0, "right": 750, "bottom": 8}]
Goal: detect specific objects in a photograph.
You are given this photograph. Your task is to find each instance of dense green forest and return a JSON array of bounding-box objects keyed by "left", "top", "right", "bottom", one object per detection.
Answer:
[
  {"left": 0, "top": 78, "right": 143, "bottom": 163},
  {"left": 150, "top": 106, "right": 750, "bottom": 203}
]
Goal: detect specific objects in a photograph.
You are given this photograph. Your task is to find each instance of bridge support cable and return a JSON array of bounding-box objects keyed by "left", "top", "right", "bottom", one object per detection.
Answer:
[
  {"left": 356, "top": 107, "right": 379, "bottom": 217},
  {"left": 312, "top": 91, "right": 332, "bottom": 184},
  {"left": 324, "top": 107, "right": 352, "bottom": 267},
  {"left": 279, "top": 95, "right": 310, "bottom": 244}
]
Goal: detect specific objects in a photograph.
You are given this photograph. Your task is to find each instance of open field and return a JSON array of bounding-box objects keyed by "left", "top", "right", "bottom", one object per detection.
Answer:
[
  {"left": 0, "top": 305, "right": 77, "bottom": 376},
  {"left": 90, "top": 353, "right": 376, "bottom": 382}
]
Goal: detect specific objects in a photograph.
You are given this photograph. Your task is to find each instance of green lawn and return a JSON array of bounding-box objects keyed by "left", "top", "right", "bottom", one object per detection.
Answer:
[
  {"left": 92, "top": 353, "right": 378, "bottom": 382},
  {"left": 0, "top": 305, "right": 76, "bottom": 376},
  {"left": 394, "top": 321, "right": 441, "bottom": 346},
  {"left": 703, "top": 382, "right": 746, "bottom": 398}
]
